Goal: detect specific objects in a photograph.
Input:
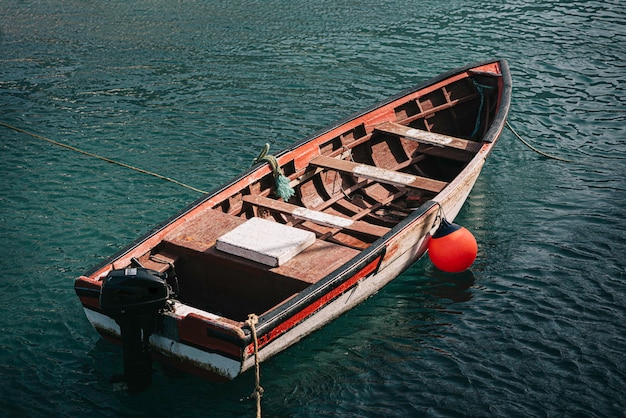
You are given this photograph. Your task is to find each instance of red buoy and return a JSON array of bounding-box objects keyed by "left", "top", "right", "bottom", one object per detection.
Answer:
[{"left": 428, "top": 219, "right": 478, "bottom": 273}]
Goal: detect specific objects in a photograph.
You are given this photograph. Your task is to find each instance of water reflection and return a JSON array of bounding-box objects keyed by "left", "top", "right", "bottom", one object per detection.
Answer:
[{"left": 414, "top": 267, "right": 476, "bottom": 306}]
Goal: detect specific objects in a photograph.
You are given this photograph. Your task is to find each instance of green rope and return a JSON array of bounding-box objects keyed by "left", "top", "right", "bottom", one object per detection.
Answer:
[
  {"left": 0, "top": 121, "right": 209, "bottom": 194},
  {"left": 252, "top": 143, "right": 295, "bottom": 200},
  {"left": 506, "top": 121, "right": 572, "bottom": 163}
]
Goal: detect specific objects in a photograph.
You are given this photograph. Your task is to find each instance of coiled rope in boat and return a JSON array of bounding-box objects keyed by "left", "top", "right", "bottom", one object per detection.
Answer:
[
  {"left": 252, "top": 143, "right": 295, "bottom": 200},
  {"left": 0, "top": 121, "right": 209, "bottom": 194}
]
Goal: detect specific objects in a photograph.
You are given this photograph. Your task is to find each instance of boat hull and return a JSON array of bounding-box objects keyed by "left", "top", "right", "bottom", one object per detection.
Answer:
[
  {"left": 75, "top": 59, "right": 512, "bottom": 382},
  {"left": 79, "top": 156, "right": 484, "bottom": 380}
]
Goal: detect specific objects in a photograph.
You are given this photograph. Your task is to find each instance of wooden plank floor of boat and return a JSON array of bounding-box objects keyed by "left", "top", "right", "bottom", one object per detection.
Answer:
[{"left": 161, "top": 208, "right": 360, "bottom": 284}]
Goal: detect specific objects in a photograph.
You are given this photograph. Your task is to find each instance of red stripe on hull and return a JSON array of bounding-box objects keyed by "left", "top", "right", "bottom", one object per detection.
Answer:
[
  {"left": 177, "top": 314, "right": 244, "bottom": 359},
  {"left": 246, "top": 255, "right": 382, "bottom": 355}
]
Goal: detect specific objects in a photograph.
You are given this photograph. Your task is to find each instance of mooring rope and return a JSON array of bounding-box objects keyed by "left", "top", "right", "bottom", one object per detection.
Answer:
[
  {"left": 0, "top": 121, "right": 209, "bottom": 194},
  {"left": 506, "top": 120, "right": 572, "bottom": 163},
  {"left": 245, "top": 314, "right": 263, "bottom": 418}
]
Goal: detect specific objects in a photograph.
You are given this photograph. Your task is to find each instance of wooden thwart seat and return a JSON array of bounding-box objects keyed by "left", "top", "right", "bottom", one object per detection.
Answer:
[
  {"left": 375, "top": 121, "right": 483, "bottom": 153},
  {"left": 310, "top": 155, "right": 447, "bottom": 193},
  {"left": 242, "top": 194, "right": 390, "bottom": 237}
]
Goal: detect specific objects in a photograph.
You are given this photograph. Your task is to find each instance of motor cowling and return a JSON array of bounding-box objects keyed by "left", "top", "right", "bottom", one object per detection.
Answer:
[
  {"left": 100, "top": 267, "right": 169, "bottom": 315},
  {"left": 100, "top": 267, "right": 171, "bottom": 392}
]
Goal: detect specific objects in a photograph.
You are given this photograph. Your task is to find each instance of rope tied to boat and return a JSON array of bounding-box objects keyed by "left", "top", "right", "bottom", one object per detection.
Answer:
[
  {"left": 506, "top": 121, "right": 572, "bottom": 163},
  {"left": 0, "top": 121, "right": 209, "bottom": 194},
  {"left": 245, "top": 313, "right": 263, "bottom": 418},
  {"left": 432, "top": 201, "right": 447, "bottom": 226},
  {"left": 252, "top": 143, "right": 295, "bottom": 201}
]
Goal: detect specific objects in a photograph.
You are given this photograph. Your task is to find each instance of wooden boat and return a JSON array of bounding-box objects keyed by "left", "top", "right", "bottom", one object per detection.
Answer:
[{"left": 74, "top": 59, "right": 511, "bottom": 388}]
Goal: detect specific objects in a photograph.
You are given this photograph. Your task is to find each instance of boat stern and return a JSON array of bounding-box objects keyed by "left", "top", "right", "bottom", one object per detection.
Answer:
[{"left": 74, "top": 273, "right": 251, "bottom": 384}]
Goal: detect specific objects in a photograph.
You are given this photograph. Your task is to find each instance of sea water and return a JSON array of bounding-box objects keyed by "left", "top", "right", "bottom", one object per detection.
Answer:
[{"left": 1, "top": 1, "right": 624, "bottom": 416}]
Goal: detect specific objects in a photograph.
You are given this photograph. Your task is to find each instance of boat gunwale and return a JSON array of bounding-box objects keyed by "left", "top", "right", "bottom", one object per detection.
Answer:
[{"left": 76, "top": 59, "right": 512, "bottom": 367}]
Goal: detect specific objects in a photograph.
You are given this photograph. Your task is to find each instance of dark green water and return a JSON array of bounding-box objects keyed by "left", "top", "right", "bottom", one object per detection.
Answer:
[{"left": 1, "top": 1, "right": 625, "bottom": 416}]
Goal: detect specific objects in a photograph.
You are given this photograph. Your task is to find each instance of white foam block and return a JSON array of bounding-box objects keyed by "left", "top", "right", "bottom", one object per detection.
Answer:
[{"left": 215, "top": 217, "right": 316, "bottom": 267}]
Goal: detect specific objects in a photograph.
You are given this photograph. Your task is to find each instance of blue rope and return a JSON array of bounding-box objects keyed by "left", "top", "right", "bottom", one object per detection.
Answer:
[{"left": 470, "top": 80, "right": 496, "bottom": 139}]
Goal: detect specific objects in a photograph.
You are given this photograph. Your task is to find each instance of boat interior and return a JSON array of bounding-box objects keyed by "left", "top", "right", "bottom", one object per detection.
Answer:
[{"left": 126, "top": 72, "right": 501, "bottom": 321}]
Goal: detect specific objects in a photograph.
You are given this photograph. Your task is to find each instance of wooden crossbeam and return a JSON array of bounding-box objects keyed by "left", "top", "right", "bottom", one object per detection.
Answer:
[
  {"left": 242, "top": 195, "right": 390, "bottom": 237},
  {"left": 374, "top": 121, "right": 483, "bottom": 153},
  {"left": 310, "top": 155, "right": 447, "bottom": 193}
]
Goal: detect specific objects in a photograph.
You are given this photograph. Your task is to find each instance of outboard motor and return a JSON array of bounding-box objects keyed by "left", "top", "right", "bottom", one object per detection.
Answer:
[{"left": 99, "top": 267, "right": 170, "bottom": 392}]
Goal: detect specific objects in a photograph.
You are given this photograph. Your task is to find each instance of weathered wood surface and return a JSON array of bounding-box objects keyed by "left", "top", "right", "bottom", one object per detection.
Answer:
[
  {"left": 243, "top": 194, "right": 390, "bottom": 237},
  {"left": 375, "top": 121, "right": 483, "bottom": 152},
  {"left": 310, "top": 155, "right": 447, "bottom": 193}
]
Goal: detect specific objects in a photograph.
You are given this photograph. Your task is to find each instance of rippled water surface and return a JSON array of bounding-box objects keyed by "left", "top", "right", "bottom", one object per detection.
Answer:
[{"left": 1, "top": 1, "right": 625, "bottom": 416}]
